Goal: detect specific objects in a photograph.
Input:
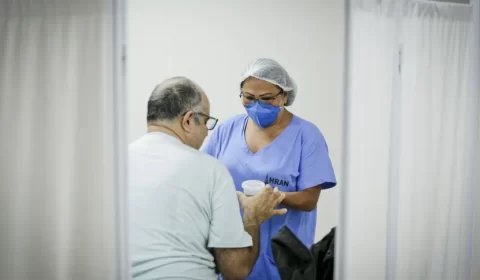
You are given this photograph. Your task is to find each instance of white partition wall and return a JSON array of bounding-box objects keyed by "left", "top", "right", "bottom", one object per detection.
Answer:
[
  {"left": 339, "top": 2, "right": 397, "bottom": 279},
  {"left": 0, "top": 0, "right": 129, "bottom": 279}
]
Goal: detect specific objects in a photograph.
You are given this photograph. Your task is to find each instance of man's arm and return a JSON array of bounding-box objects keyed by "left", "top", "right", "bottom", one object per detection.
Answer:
[
  {"left": 207, "top": 166, "right": 254, "bottom": 279},
  {"left": 213, "top": 212, "right": 260, "bottom": 280},
  {"left": 208, "top": 176, "right": 286, "bottom": 280}
]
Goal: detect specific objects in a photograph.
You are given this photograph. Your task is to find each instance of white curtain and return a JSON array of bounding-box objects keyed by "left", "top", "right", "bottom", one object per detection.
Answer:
[
  {"left": 341, "top": 0, "right": 479, "bottom": 280},
  {"left": 395, "top": 1, "right": 479, "bottom": 279},
  {"left": 0, "top": 1, "right": 128, "bottom": 280}
]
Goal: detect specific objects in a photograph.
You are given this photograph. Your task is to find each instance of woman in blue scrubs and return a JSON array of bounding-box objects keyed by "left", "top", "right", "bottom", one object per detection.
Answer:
[{"left": 202, "top": 58, "right": 337, "bottom": 279}]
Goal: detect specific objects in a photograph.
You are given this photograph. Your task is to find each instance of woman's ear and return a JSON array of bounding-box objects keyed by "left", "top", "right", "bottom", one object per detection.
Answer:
[{"left": 283, "top": 93, "right": 289, "bottom": 106}]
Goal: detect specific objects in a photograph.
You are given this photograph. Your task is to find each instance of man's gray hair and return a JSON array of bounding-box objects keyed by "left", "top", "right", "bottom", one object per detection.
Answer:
[{"left": 147, "top": 77, "right": 203, "bottom": 124}]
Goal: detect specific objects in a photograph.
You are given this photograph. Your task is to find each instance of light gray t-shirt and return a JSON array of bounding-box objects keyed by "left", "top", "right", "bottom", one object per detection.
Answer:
[{"left": 129, "top": 133, "right": 252, "bottom": 280}]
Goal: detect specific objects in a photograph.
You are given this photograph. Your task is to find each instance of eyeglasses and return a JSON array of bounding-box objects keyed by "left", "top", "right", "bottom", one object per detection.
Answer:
[
  {"left": 185, "top": 111, "right": 218, "bottom": 130},
  {"left": 239, "top": 91, "right": 284, "bottom": 103}
]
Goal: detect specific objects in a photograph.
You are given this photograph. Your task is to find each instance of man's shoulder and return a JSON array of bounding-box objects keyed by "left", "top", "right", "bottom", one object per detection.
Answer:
[
  {"left": 190, "top": 148, "right": 223, "bottom": 166},
  {"left": 128, "top": 133, "right": 232, "bottom": 183},
  {"left": 187, "top": 147, "right": 232, "bottom": 176}
]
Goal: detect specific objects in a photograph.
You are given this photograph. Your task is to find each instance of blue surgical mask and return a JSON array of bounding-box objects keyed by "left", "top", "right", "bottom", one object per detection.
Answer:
[{"left": 245, "top": 101, "right": 281, "bottom": 128}]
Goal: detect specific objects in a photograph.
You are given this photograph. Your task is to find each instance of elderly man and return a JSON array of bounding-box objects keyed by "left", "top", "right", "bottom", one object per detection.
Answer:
[{"left": 129, "top": 77, "right": 286, "bottom": 280}]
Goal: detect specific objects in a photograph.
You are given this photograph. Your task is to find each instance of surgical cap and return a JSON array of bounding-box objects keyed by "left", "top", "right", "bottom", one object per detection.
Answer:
[{"left": 240, "top": 58, "right": 297, "bottom": 106}]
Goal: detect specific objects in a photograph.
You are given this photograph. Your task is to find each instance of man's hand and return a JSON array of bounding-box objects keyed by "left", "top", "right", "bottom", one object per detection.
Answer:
[{"left": 237, "top": 184, "right": 288, "bottom": 224}]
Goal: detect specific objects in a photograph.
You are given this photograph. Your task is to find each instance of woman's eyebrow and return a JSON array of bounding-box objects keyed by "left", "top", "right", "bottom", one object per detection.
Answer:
[
  {"left": 259, "top": 92, "right": 275, "bottom": 97},
  {"left": 242, "top": 91, "right": 276, "bottom": 97}
]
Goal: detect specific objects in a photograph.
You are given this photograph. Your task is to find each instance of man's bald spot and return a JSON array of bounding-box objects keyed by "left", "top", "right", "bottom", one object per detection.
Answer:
[
  {"left": 151, "top": 76, "right": 204, "bottom": 99},
  {"left": 147, "top": 76, "right": 205, "bottom": 123}
]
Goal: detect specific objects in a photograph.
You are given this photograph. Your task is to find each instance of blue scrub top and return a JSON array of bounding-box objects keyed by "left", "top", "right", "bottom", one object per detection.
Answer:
[{"left": 202, "top": 114, "right": 336, "bottom": 280}]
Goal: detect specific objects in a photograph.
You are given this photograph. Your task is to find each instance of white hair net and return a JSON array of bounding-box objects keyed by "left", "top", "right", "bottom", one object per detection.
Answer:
[{"left": 240, "top": 58, "right": 297, "bottom": 106}]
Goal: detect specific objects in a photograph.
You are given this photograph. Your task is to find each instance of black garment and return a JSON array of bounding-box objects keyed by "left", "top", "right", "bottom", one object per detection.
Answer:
[
  {"left": 311, "top": 227, "right": 335, "bottom": 280},
  {"left": 271, "top": 226, "right": 335, "bottom": 280}
]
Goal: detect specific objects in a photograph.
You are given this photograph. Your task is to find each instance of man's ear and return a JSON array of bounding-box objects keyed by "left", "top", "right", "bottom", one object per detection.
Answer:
[{"left": 181, "top": 111, "right": 194, "bottom": 132}]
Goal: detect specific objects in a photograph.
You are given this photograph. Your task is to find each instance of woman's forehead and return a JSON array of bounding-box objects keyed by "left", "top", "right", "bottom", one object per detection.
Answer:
[{"left": 242, "top": 78, "right": 278, "bottom": 95}]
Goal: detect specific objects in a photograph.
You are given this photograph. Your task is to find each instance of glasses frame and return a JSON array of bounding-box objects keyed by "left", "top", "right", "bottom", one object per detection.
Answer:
[
  {"left": 239, "top": 90, "right": 284, "bottom": 104},
  {"left": 183, "top": 111, "right": 218, "bottom": 130}
]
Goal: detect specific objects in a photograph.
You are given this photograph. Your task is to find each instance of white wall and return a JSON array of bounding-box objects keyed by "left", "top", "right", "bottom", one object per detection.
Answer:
[{"left": 127, "top": 0, "right": 345, "bottom": 240}]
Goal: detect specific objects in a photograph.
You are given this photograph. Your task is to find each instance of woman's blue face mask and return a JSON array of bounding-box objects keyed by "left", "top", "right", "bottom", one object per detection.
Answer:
[{"left": 245, "top": 101, "right": 282, "bottom": 128}]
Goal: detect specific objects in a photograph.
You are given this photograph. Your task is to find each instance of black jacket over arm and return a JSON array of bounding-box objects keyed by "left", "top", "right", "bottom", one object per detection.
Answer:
[{"left": 271, "top": 226, "right": 335, "bottom": 280}]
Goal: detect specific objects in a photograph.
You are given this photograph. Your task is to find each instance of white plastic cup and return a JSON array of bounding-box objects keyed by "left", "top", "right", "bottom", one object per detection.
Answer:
[{"left": 242, "top": 180, "right": 266, "bottom": 196}]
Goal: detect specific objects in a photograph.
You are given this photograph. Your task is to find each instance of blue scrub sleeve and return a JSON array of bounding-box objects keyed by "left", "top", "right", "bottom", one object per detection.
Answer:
[
  {"left": 297, "top": 127, "right": 337, "bottom": 191},
  {"left": 201, "top": 128, "right": 220, "bottom": 158}
]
